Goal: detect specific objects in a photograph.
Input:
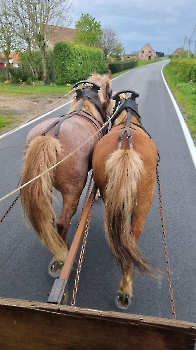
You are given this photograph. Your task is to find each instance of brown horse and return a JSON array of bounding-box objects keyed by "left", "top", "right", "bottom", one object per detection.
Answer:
[
  {"left": 20, "top": 72, "right": 113, "bottom": 273},
  {"left": 92, "top": 91, "right": 160, "bottom": 308}
]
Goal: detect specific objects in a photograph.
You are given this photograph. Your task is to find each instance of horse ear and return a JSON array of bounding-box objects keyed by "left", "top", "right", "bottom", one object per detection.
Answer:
[
  {"left": 108, "top": 70, "right": 112, "bottom": 79},
  {"left": 92, "top": 70, "right": 96, "bottom": 75}
]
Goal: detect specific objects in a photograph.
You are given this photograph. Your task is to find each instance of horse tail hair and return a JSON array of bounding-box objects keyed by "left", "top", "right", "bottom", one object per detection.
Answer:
[
  {"left": 20, "top": 136, "right": 68, "bottom": 262},
  {"left": 104, "top": 148, "right": 157, "bottom": 276}
]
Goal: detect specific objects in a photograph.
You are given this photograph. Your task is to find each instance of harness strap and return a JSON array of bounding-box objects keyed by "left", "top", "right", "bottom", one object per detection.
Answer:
[
  {"left": 42, "top": 109, "right": 104, "bottom": 139},
  {"left": 129, "top": 121, "right": 151, "bottom": 139},
  {"left": 118, "top": 109, "right": 133, "bottom": 149}
]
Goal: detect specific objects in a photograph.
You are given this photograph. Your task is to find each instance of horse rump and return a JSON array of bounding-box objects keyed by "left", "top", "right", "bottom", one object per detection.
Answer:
[{"left": 104, "top": 148, "right": 157, "bottom": 276}]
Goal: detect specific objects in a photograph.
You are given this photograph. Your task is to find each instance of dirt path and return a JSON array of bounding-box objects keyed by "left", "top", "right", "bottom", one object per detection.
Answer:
[{"left": 0, "top": 93, "right": 73, "bottom": 134}]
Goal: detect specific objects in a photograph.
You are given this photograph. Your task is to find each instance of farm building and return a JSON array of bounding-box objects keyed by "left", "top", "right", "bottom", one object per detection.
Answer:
[{"left": 138, "top": 43, "right": 156, "bottom": 60}]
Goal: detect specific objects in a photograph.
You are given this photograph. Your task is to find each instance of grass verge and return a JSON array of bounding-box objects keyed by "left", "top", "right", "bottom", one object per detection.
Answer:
[
  {"left": 0, "top": 115, "right": 16, "bottom": 131},
  {"left": 0, "top": 83, "right": 72, "bottom": 97},
  {"left": 163, "top": 63, "right": 196, "bottom": 144}
]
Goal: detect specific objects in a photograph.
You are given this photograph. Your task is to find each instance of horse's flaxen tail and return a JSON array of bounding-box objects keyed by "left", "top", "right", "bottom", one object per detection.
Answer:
[
  {"left": 20, "top": 136, "right": 68, "bottom": 262},
  {"left": 104, "top": 148, "right": 157, "bottom": 276}
]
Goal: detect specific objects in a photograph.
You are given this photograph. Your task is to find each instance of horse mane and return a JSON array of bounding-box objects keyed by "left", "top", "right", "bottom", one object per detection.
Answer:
[
  {"left": 113, "top": 110, "right": 127, "bottom": 126},
  {"left": 70, "top": 98, "right": 99, "bottom": 117}
]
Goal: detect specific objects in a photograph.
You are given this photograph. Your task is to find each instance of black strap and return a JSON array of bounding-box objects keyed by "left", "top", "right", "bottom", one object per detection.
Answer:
[{"left": 118, "top": 109, "right": 133, "bottom": 149}]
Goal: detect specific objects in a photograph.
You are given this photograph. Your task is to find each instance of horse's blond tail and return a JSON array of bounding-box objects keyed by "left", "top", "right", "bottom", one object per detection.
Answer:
[
  {"left": 20, "top": 136, "right": 68, "bottom": 262},
  {"left": 104, "top": 149, "right": 156, "bottom": 276}
]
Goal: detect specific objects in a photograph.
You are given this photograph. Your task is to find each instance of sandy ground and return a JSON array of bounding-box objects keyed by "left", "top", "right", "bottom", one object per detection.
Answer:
[{"left": 0, "top": 93, "right": 74, "bottom": 134}]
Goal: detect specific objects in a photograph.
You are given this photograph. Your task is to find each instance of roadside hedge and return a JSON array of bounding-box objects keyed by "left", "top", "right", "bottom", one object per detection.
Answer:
[
  {"left": 168, "top": 58, "right": 196, "bottom": 83},
  {"left": 52, "top": 42, "right": 106, "bottom": 85},
  {"left": 108, "top": 59, "right": 138, "bottom": 74}
]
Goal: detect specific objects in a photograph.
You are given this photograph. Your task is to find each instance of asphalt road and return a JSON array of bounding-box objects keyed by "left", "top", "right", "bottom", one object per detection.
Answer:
[{"left": 0, "top": 59, "right": 196, "bottom": 325}]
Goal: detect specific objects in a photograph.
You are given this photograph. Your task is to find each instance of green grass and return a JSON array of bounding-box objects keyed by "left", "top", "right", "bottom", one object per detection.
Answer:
[
  {"left": 0, "top": 115, "right": 15, "bottom": 130},
  {"left": 0, "top": 83, "right": 72, "bottom": 97},
  {"left": 163, "top": 63, "right": 196, "bottom": 144}
]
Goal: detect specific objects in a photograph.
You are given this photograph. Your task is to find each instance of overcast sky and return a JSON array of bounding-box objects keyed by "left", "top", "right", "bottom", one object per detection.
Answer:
[{"left": 69, "top": 0, "right": 196, "bottom": 55}]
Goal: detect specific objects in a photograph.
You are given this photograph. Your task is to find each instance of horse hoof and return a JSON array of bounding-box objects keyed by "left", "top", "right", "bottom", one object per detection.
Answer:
[
  {"left": 115, "top": 293, "right": 131, "bottom": 310},
  {"left": 48, "top": 257, "right": 64, "bottom": 278}
]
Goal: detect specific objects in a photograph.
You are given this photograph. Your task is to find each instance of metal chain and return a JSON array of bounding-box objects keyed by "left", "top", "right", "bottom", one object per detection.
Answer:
[
  {"left": 156, "top": 164, "right": 176, "bottom": 320},
  {"left": 71, "top": 185, "right": 96, "bottom": 306},
  {"left": 0, "top": 195, "right": 19, "bottom": 224}
]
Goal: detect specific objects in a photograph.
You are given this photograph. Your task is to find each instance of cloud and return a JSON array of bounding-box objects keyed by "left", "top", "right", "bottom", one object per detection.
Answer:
[{"left": 70, "top": 0, "right": 196, "bottom": 54}]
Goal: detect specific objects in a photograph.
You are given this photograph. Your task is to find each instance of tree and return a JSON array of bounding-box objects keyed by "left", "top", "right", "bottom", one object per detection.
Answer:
[
  {"left": 110, "top": 41, "right": 125, "bottom": 60},
  {"left": 12, "top": 0, "right": 73, "bottom": 84},
  {"left": 74, "top": 14, "right": 102, "bottom": 47},
  {"left": 102, "top": 26, "right": 118, "bottom": 59},
  {"left": 156, "top": 51, "right": 164, "bottom": 58},
  {"left": 0, "top": 0, "right": 20, "bottom": 80},
  {"left": 101, "top": 26, "right": 125, "bottom": 60}
]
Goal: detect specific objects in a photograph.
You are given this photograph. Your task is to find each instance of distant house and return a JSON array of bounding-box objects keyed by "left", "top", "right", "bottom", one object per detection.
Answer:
[
  {"left": 45, "top": 25, "right": 77, "bottom": 49},
  {"left": 138, "top": 43, "right": 156, "bottom": 60},
  {"left": 124, "top": 54, "right": 138, "bottom": 60},
  {"left": 0, "top": 52, "right": 20, "bottom": 67},
  {"left": 173, "top": 48, "right": 183, "bottom": 56}
]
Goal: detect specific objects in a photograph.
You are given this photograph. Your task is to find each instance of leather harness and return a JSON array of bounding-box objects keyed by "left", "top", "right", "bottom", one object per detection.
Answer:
[
  {"left": 42, "top": 81, "right": 109, "bottom": 139},
  {"left": 111, "top": 91, "right": 151, "bottom": 149}
]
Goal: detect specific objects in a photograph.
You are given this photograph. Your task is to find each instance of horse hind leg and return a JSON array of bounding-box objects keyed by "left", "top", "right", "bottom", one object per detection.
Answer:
[
  {"left": 115, "top": 213, "right": 148, "bottom": 309},
  {"left": 116, "top": 267, "right": 132, "bottom": 309}
]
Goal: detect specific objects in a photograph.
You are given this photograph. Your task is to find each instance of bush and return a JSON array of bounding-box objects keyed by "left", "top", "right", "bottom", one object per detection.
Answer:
[
  {"left": 168, "top": 58, "right": 196, "bottom": 83},
  {"left": 53, "top": 41, "right": 106, "bottom": 85},
  {"left": 8, "top": 66, "right": 32, "bottom": 84},
  {"left": 0, "top": 74, "right": 5, "bottom": 82},
  {"left": 108, "top": 59, "right": 138, "bottom": 74}
]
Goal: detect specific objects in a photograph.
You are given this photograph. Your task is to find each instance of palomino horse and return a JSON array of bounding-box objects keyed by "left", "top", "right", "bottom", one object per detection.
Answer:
[
  {"left": 20, "top": 72, "right": 113, "bottom": 274},
  {"left": 92, "top": 91, "right": 159, "bottom": 308}
]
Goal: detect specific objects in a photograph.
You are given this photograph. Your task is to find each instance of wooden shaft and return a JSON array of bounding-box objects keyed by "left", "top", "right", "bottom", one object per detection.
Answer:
[{"left": 59, "top": 186, "right": 96, "bottom": 281}]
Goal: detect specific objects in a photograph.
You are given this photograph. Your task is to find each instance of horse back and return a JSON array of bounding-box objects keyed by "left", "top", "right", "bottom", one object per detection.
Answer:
[{"left": 93, "top": 128, "right": 158, "bottom": 193}]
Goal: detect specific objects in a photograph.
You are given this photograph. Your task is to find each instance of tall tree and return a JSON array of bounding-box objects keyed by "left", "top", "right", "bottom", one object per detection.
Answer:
[
  {"left": 74, "top": 14, "right": 102, "bottom": 47},
  {"left": 102, "top": 26, "right": 118, "bottom": 59},
  {"left": 12, "top": 0, "right": 73, "bottom": 84},
  {"left": 0, "top": 0, "right": 20, "bottom": 79},
  {"left": 102, "top": 26, "right": 125, "bottom": 60}
]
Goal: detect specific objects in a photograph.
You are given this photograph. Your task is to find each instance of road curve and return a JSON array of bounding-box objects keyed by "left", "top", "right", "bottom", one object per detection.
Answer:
[{"left": 0, "top": 59, "right": 196, "bottom": 324}]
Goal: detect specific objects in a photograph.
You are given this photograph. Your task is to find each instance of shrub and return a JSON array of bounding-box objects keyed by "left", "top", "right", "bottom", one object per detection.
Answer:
[
  {"left": 8, "top": 66, "right": 32, "bottom": 84},
  {"left": 108, "top": 59, "right": 138, "bottom": 74},
  {"left": 168, "top": 58, "right": 196, "bottom": 83},
  {"left": 53, "top": 41, "right": 106, "bottom": 85}
]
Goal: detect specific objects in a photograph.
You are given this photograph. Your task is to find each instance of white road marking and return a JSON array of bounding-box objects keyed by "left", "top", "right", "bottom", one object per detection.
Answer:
[
  {"left": 0, "top": 100, "right": 72, "bottom": 139},
  {"left": 161, "top": 65, "right": 196, "bottom": 170}
]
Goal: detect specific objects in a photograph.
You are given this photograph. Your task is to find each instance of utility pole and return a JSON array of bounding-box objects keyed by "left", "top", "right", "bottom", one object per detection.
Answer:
[
  {"left": 188, "top": 39, "right": 191, "bottom": 56},
  {"left": 183, "top": 35, "right": 187, "bottom": 50},
  {"left": 194, "top": 41, "right": 196, "bottom": 59}
]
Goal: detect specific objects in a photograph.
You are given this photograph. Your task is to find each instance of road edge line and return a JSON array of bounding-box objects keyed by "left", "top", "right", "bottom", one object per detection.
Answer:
[{"left": 161, "top": 65, "right": 196, "bottom": 170}]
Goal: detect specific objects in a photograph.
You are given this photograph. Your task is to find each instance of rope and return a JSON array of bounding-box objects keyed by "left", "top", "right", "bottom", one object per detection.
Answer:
[{"left": 0, "top": 113, "right": 115, "bottom": 204}]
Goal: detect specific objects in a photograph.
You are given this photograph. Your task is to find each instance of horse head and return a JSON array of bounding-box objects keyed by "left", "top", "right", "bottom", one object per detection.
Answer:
[{"left": 70, "top": 71, "right": 113, "bottom": 121}]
